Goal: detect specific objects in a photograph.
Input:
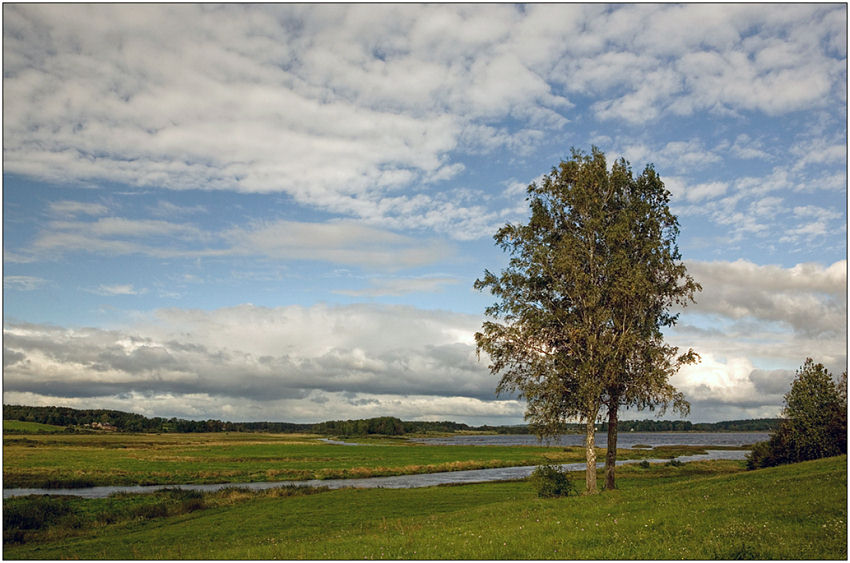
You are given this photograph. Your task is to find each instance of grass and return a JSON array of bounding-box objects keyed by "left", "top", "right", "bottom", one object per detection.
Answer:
[
  {"left": 3, "top": 421, "right": 67, "bottom": 434},
  {"left": 3, "top": 431, "right": 706, "bottom": 489},
  {"left": 4, "top": 456, "right": 845, "bottom": 559}
]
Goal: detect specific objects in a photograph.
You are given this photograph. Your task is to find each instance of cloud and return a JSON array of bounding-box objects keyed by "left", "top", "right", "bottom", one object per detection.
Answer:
[
  {"left": 3, "top": 3, "right": 844, "bottom": 236},
  {"left": 2, "top": 304, "right": 499, "bottom": 419},
  {"left": 22, "top": 212, "right": 453, "bottom": 270},
  {"left": 685, "top": 259, "right": 846, "bottom": 338},
  {"left": 224, "top": 220, "right": 453, "bottom": 270},
  {"left": 4, "top": 259, "right": 846, "bottom": 423},
  {"left": 4, "top": 276, "right": 49, "bottom": 291},
  {"left": 47, "top": 201, "right": 109, "bottom": 217},
  {"left": 88, "top": 284, "right": 146, "bottom": 296},
  {"left": 656, "top": 258, "right": 847, "bottom": 421},
  {"left": 334, "top": 276, "right": 460, "bottom": 297}
]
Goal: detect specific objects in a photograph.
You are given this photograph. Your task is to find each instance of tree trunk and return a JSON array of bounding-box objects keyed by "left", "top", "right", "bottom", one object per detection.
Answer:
[
  {"left": 605, "top": 403, "right": 618, "bottom": 490},
  {"left": 584, "top": 416, "right": 598, "bottom": 494}
]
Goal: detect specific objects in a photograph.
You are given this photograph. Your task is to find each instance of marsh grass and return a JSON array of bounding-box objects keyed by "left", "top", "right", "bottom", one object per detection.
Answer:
[
  {"left": 4, "top": 456, "right": 845, "bottom": 560},
  {"left": 3, "top": 432, "right": 599, "bottom": 488}
]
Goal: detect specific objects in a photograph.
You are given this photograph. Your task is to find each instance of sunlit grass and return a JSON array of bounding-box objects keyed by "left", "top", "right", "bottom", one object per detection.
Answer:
[{"left": 4, "top": 456, "right": 845, "bottom": 559}]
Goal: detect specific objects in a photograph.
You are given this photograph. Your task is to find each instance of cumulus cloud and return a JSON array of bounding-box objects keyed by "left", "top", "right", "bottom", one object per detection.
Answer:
[
  {"left": 4, "top": 259, "right": 846, "bottom": 423},
  {"left": 684, "top": 259, "right": 847, "bottom": 338},
  {"left": 3, "top": 304, "right": 507, "bottom": 422},
  {"left": 659, "top": 259, "right": 847, "bottom": 421},
  {"left": 3, "top": 3, "right": 844, "bottom": 238}
]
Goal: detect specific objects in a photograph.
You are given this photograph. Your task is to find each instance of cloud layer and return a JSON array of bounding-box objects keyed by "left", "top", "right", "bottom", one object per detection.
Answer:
[
  {"left": 4, "top": 260, "right": 845, "bottom": 423},
  {"left": 4, "top": 4, "right": 845, "bottom": 240}
]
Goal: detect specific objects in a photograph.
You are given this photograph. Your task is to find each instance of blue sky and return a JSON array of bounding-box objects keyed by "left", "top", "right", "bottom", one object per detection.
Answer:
[{"left": 3, "top": 4, "right": 846, "bottom": 424}]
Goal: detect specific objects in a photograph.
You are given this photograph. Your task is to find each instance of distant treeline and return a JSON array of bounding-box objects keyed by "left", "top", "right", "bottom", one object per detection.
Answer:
[
  {"left": 3, "top": 404, "right": 779, "bottom": 435},
  {"left": 1, "top": 405, "right": 520, "bottom": 435},
  {"left": 601, "top": 418, "right": 781, "bottom": 433}
]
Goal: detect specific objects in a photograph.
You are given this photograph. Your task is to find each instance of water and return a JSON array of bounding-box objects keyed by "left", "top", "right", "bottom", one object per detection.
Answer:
[
  {"left": 3, "top": 443, "right": 753, "bottom": 499},
  {"left": 412, "top": 432, "right": 769, "bottom": 448}
]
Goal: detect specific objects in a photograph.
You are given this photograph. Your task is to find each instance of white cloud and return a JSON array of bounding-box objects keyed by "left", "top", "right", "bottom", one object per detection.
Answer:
[
  {"left": 684, "top": 259, "right": 847, "bottom": 338},
  {"left": 88, "top": 284, "right": 146, "bottom": 296},
  {"left": 4, "top": 276, "right": 49, "bottom": 291},
  {"left": 334, "top": 276, "right": 459, "bottom": 297},
  {"left": 47, "top": 201, "right": 109, "bottom": 217},
  {"left": 2, "top": 304, "right": 503, "bottom": 422},
  {"left": 4, "top": 258, "right": 846, "bottom": 423},
  {"left": 224, "top": 220, "right": 453, "bottom": 270},
  {"left": 23, "top": 213, "right": 453, "bottom": 270},
  {"left": 3, "top": 3, "right": 843, "bottom": 235}
]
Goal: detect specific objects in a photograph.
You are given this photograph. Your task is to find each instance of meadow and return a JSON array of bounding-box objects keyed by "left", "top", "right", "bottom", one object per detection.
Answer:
[
  {"left": 2, "top": 431, "right": 713, "bottom": 489},
  {"left": 4, "top": 455, "right": 846, "bottom": 559}
]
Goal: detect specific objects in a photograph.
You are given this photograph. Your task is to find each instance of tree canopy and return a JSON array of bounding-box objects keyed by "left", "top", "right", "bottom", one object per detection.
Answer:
[
  {"left": 475, "top": 147, "right": 699, "bottom": 493},
  {"left": 747, "top": 359, "right": 847, "bottom": 469}
]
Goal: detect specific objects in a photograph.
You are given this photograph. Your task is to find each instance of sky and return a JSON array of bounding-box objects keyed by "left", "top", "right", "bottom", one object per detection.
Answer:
[{"left": 2, "top": 3, "right": 847, "bottom": 425}]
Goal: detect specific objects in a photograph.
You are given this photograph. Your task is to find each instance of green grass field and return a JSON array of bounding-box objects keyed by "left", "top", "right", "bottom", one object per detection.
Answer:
[
  {"left": 4, "top": 456, "right": 845, "bottom": 559},
  {"left": 2, "top": 421, "right": 67, "bottom": 434},
  {"left": 2, "top": 431, "right": 708, "bottom": 489}
]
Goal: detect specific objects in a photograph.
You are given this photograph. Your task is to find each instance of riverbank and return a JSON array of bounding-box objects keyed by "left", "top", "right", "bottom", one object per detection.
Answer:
[
  {"left": 4, "top": 456, "right": 845, "bottom": 559},
  {"left": 4, "top": 449, "right": 750, "bottom": 499},
  {"left": 2, "top": 431, "right": 749, "bottom": 490}
]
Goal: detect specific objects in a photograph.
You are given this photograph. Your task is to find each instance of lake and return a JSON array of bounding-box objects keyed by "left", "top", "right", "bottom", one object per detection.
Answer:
[{"left": 412, "top": 431, "right": 770, "bottom": 448}]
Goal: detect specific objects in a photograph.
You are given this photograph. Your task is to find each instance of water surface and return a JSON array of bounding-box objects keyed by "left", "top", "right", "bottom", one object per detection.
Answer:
[
  {"left": 412, "top": 432, "right": 769, "bottom": 448},
  {"left": 3, "top": 448, "right": 750, "bottom": 499}
]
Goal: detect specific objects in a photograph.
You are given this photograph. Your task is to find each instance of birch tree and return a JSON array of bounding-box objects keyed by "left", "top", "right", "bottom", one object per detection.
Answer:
[{"left": 475, "top": 147, "right": 699, "bottom": 494}]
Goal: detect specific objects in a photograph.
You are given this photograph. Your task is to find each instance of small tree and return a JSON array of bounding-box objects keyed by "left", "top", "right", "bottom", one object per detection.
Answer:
[
  {"left": 748, "top": 358, "right": 847, "bottom": 469},
  {"left": 475, "top": 147, "right": 698, "bottom": 494}
]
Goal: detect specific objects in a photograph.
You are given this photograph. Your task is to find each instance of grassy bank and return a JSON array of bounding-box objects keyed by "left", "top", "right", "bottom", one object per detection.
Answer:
[
  {"left": 4, "top": 456, "right": 845, "bottom": 559},
  {"left": 3, "top": 432, "right": 716, "bottom": 489}
]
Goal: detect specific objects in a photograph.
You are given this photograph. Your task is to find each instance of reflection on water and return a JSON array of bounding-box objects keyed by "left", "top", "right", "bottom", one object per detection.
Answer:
[{"left": 3, "top": 447, "right": 752, "bottom": 499}]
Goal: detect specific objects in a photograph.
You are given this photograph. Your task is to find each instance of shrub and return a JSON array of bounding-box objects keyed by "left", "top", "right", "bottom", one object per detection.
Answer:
[
  {"left": 3, "top": 496, "right": 72, "bottom": 531},
  {"left": 530, "top": 464, "right": 575, "bottom": 498},
  {"left": 638, "top": 460, "right": 651, "bottom": 469},
  {"left": 748, "top": 359, "right": 847, "bottom": 470},
  {"left": 666, "top": 458, "right": 683, "bottom": 467}
]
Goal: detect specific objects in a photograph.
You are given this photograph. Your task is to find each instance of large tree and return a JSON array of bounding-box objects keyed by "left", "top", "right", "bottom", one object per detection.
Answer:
[{"left": 475, "top": 147, "right": 699, "bottom": 494}]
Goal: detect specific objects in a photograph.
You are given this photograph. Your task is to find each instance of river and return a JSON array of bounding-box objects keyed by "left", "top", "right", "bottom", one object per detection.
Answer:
[{"left": 4, "top": 432, "right": 761, "bottom": 499}]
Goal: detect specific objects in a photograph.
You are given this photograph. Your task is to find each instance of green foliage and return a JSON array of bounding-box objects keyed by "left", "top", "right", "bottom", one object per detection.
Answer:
[
  {"left": 747, "top": 359, "right": 847, "bottom": 470},
  {"left": 3, "top": 404, "right": 525, "bottom": 436},
  {"left": 474, "top": 147, "right": 699, "bottom": 493},
  {"left": 3, "top": 496, "right": 73, "bottom": 532},
  {"left": 529, "top": 464, "right": 576, "bottom": 498}
]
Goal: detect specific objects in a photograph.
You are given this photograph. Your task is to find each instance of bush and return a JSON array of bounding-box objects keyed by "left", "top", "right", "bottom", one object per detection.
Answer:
[
  {"left": 638, "top": 460, "right": 651, "bottom": 469},
  {"left": 529, "top": 464, "right": 575, "bottom": 498},
  {"left": 3, "top": 496, "right": 73, "bottom": 531},
  {"left": 748, "top": 359, "right": 847, "bottom": 470}
]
